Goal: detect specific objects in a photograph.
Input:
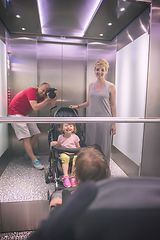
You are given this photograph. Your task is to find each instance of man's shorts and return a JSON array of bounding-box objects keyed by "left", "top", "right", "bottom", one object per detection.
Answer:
[{"left": 8, "top": 114, "right": 41, "bottom": 140}]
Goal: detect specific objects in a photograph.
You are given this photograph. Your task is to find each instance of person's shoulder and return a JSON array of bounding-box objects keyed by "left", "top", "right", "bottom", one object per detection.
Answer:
[
  {"left": 26, "top": 87, "right": 35, "bottom": 90},
  {"left": 72, "top": 133, "right": 78, "bottom": 137},
  {"left": 88, "top": 82, "right": 94, "bottom": 91},
  {"left": 109, "top": 82, "right": 116, "bottom": 91},
  {"left": 58, "top": 134, "right": 63, "bottom": 139},
  {"left": 24, "top": 87, "right": 36, "bottom": 93},
  {"left": 89, "top": 82, "right": 94, "bottom": 87},
  {"left": 73, "top": 134, "right": 80, "bottom": 140}
]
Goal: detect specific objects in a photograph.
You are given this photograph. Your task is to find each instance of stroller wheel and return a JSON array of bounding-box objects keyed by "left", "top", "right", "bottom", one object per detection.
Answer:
[
  {"left": 45, "top": 168, "right": 51, "bottom": 184},
  {"left": 47, "top": 188, "right": 53, "bottom": 201}
]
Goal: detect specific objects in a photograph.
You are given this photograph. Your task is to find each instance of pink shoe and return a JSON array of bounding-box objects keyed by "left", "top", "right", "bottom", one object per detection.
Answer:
[
  {"left": 70, "top": 176, "right": 77, "bottom": 187},
  {"left": 62, "top": 175, "right": 71, "bottom": 188}
]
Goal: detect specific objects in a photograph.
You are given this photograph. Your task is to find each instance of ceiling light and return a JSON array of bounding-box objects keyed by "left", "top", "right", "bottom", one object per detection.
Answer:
[
  {"left": 139, "top": 19, "right": 147, "bottom": 32},
  {"left": 108, "top": 23, "right": 112, "bottom": 26},
  {"left": 82, "top": 0, "right": 103, "bottom": 36},
  {"left": 16, "top": 15, "right": 21, "bottom": 18},
  {"left": 37, "top": 0, "right": 103, "bottom": 37},
  {"left": 120, "top": 7, "right": 125, "bottom": 11},
  {"left": 100, "top": 33, "right": 103, "bottom": 36},
  {"left": 127, "top": 31, "right": 133, "bottom": 41},
  {"left": 22, "top": 28, "right": 25, "bottom": 31}
]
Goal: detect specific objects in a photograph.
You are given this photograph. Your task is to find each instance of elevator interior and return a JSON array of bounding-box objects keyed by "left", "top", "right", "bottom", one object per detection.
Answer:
[{"left": 2, "top": 0, "right": 160, "bottom": 234}]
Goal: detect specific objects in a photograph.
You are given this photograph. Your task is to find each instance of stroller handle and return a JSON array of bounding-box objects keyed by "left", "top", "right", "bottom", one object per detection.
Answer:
[
  {"left": 49, "top": 106, "right": 57, "bottom": 117},
  {"left": 51, "top": 145, "right": 82, "bottom": 154}
]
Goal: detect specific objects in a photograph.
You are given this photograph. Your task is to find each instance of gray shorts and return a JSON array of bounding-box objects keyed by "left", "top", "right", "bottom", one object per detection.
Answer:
[{"left": 8, "top": 114, "right": 41, "bottom": 140}]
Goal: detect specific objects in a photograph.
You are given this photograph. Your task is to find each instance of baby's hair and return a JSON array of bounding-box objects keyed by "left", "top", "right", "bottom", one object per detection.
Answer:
[
  {"left": 75, "top": 147, "right": 110, "bottom": 184},
  {"left": 58, "top": 123, "right": 77, "bottom": 134},
  {"left": 95, "top": 58, "right": 109, "bottom": 72},
  {"left": 91, "top": 143, "right": 105, "bottom": 156}
]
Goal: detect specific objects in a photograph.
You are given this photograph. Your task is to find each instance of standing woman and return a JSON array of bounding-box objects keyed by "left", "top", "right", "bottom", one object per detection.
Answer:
[{"left": 69, "top": 59, "right": 116, "bottom": 163}]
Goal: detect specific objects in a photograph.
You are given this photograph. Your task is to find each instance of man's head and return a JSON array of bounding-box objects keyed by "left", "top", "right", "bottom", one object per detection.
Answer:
[{"left": 38, "top": 82, "right": 50, "bottom": 98}]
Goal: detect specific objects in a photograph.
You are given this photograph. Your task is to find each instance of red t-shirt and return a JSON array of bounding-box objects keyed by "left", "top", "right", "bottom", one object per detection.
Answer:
[{"left": 8, "top": 87, "right": 45, "bottom": 116}]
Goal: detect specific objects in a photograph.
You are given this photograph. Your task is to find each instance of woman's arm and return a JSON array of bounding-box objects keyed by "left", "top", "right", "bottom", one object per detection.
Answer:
[
  {"left": 69, "top": 83, "right": 92, "bottom": 109},
  {"left": 110, "top": 83, "right": 116, "bottom": 135}
]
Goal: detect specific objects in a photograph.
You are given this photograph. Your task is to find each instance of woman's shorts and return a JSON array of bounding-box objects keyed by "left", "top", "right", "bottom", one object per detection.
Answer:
[{"left": 8, "top": 114, "right": 41, "bottom": 140}]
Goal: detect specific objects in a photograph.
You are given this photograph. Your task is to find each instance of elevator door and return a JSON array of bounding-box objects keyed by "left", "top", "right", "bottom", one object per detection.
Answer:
[{"left": 37, "top": 42, "right": 86, "bottom": 154}]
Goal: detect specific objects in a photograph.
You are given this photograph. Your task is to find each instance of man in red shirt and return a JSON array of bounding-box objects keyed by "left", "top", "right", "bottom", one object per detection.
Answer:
[{"left": 8, "top": 82, "right": 58, "bottom": 170}]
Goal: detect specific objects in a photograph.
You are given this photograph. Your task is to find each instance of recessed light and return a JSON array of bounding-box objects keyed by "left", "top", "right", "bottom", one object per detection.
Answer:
[
  {"left": 16, "top": 15, "right": 21, "bottom": 18},
  {"left": 100, "top": 33, "right": 103, "bottom": 37},
  {"left": 120, "top": 7, "right": 125, "bottom": 11},
  {"left": 108, "top": 22, "right": 112, "bottom": 26},
  {"left": 22, "top": 28, "right": 25, "bottom": 31}
]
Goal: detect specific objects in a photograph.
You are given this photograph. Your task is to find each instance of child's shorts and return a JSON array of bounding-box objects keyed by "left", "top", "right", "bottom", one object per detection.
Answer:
[{"left": 60, "top": 153, "right": 77, "bottom": 165}]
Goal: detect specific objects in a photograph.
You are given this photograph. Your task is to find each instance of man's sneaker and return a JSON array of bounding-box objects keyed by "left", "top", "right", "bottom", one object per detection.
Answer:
[
  {"left": 62, "top": 175, "right": 71, "bottom": 188},
  {"left": 32, "top": 159, "right": 44, "bottom": 170},
  {"left": 70, "top": 176, "right": 77, "bottom": 187}
]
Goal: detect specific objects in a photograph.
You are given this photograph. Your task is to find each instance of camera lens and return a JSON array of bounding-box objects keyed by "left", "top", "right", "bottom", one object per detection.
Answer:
[{"left": 49, "top": 91, "right": 56, "bottom": 99}]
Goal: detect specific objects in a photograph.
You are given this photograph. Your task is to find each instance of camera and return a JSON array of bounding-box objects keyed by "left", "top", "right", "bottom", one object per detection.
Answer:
[{"left": 46, "top": 88, "right": 57, "bottom": 99}]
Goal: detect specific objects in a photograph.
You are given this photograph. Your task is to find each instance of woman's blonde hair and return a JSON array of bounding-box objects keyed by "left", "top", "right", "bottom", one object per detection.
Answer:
[
  {"left": 58, "top": 123, "right": 77, "bottom": 134},
  {"left": 94, "top": 59, "right": 109, "bottom": 72},
  {"left": 75, "top": 147, "right": 110, "bottom": 184}
]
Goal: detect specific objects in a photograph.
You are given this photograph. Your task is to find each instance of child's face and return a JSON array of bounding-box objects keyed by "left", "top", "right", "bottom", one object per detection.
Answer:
[{"left": 63, "top": 123, "right": 74, "bottom": 134}]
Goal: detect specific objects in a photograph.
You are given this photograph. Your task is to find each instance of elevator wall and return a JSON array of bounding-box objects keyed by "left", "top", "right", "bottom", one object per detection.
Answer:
[
  {"left": 141, "top": 0, "right": 160, "bottom": 176},
  {"left": 37, "top": 41, "right": 86, "bottom": 154},
  {"left": 8, "top": 36, "right": 116, "bottom": 156}
]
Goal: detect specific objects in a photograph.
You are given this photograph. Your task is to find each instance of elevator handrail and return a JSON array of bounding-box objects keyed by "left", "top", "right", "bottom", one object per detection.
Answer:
[{"left": 1, "top": 117, "right": 160, "bottom": 123}]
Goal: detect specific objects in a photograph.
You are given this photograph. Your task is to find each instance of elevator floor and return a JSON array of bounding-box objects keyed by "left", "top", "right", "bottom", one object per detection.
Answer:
[
  {"left": 0, "top": 156, "right": 127, "bottom": 239},
  {"left": 0, "top": 155, "right": 127, "bottom": 203}
]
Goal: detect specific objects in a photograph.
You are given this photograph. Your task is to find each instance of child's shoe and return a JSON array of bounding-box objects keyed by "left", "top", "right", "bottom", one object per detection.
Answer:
[
  {"left": 62, "top": 175, "right": 71, "bottom": 188},
  {"left": 70, "top": 176, "right": 77, "bottom": 187}
]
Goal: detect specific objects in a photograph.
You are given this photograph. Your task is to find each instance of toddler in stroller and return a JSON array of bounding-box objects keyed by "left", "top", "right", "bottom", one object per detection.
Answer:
[
  {"left": 50, "top": 122, "right": 80, "bottom": 187},
  {"left": 46, "top": 107, "right": 85, "bottom": 189}
]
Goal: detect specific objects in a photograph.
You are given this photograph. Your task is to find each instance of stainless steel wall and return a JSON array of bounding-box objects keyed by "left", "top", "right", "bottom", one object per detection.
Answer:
[
  {"left": 9, "top": 36, "right": 38, "bottom": 156},
  {"left": 86, "top": 39, "right": 117, "bottom": 116},
  {"left": 8, "top": 36, "right": 117, "bottom": 156},
  {"left": 141, "top": 0, "right": 160, "bottom": 176},
  {"left": 37, "top": 41, "right": 87, "bottom": 154}
]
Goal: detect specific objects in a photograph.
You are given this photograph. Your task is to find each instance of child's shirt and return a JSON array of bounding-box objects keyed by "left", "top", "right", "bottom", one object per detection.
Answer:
[{"left": 57, "top": 134, "right": 80, "bottom": 148}]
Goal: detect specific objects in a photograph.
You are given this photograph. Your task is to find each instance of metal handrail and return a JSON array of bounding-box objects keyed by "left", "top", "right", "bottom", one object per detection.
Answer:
[{"left": 1, "top": 117, "right": 160, "bottom": 123}]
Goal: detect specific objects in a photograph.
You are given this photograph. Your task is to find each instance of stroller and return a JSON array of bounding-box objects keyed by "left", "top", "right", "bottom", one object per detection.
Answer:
[{"left": 45, "top": 107, "right": 86, "bottom": 191}]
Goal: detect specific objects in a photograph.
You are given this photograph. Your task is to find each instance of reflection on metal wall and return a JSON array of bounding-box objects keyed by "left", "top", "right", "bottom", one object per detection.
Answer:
[
  {"left": 9, "top": 36, "right": 37, "bottom": 156},
  {"left": 141, "top": 0, "right": 160, "bottom": 176},
  {"left": 8, "top": 36, "right": 117, "bottom": 156},
  {"left": 86, "top": 39, "right": 117, "bottom": 116},
  {"left": 37, "top": 41, "right": 86, "bottom": 154},
  {"left": 117, "top": 7, "right": 150, "bottom": 52}
]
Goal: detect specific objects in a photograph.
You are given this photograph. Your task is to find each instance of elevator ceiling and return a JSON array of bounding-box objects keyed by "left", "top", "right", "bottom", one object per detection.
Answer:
[{"left": 0, "top": 0, "right": 150, "bottom": 41}]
